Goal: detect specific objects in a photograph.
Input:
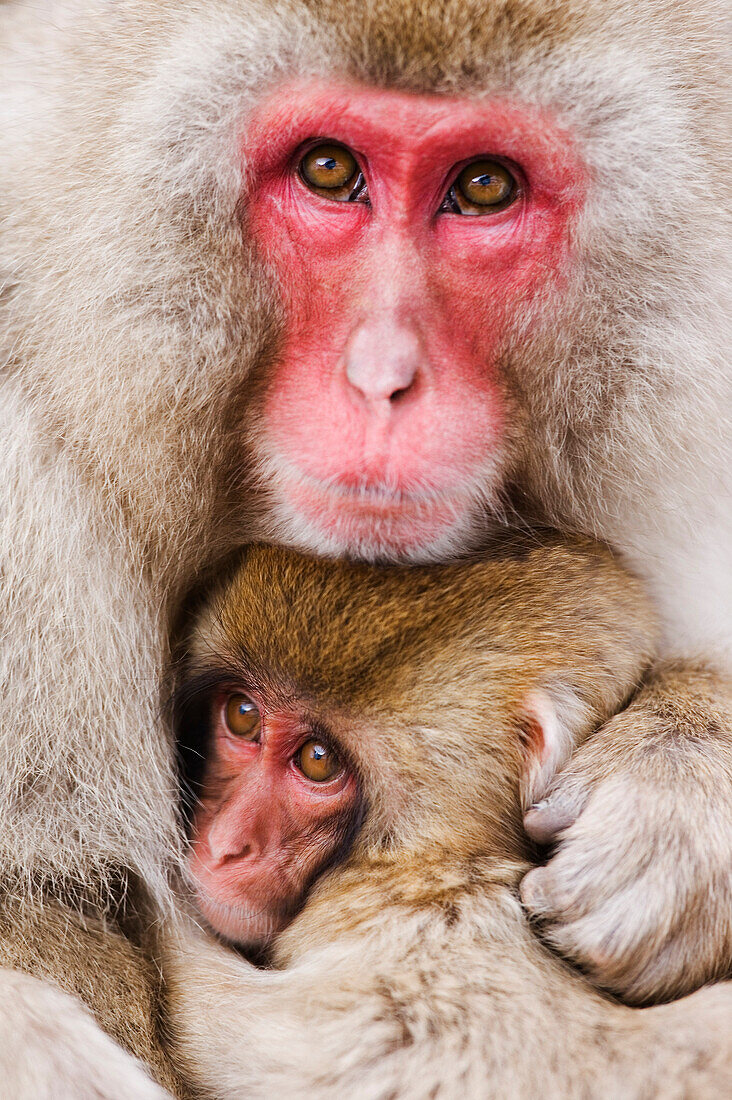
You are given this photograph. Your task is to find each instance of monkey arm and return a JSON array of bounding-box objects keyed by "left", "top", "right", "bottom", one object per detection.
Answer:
[
  {"left": 0, "top": 375, "right": 183, "bottom": 1096},
  {"left": 163, "top": 923, "right": 314, "bottom": 1098},
  {"left": 163, "top": 900, "right": 732, "bottom": 1099},
  {"left": 522, "top": 663, "right": 732, "bottom": 1003}
]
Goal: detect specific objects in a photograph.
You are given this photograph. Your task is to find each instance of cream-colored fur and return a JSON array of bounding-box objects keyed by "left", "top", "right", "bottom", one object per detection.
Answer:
[
  {"left": 0, "top": 970, "right": 172, "bottom": 1100},
  {"left": 167, "top": 916, "right": 732, "bottom": 1099},
  {"left": 0, "top": 0, "right": 730, "bottom": 1092}
]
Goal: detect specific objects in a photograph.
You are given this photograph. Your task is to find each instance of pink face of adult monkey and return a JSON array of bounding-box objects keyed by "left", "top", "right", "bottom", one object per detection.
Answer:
[{"left": 246, "top": 81, "right": 584, "bottom": 562}]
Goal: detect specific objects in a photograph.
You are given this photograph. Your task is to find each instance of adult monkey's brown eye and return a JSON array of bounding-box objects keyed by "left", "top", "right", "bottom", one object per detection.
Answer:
[
  {"left": 297, "top": 739, "right": 341, "bottom": 782},
  {"left": 298, "top": 142, "right": 368, "bottom": 203},
  {"left": 225, "top": 694, "right": 261, "bottom": 740},
  {"left": 445, "top": 159, "right": 517, "bottom": 215}
]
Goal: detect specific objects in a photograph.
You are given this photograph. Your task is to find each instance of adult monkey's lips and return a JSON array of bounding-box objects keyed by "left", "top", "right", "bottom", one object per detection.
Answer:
[{"left": 270, "top": 465, "right": 492, "bottom": 562}]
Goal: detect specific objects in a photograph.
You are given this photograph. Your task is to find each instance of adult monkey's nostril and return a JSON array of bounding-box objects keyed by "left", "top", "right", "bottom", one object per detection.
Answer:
[{"left": 389, "top": 385, "right": 411, "bottom": 403}]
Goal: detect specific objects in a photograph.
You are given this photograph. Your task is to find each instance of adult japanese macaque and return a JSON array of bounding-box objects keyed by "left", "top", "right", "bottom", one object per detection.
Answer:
[
  {"left": 1, "top": 0, "right": 730, "bottom": 1091},
  {"left": 166, "top": 540, "right": 732, "bottom": 1099}
]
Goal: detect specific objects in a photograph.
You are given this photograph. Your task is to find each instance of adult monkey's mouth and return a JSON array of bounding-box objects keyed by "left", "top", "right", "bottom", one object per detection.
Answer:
[{"left": 261, "top": 457, "right": 501, "bottom": 564}]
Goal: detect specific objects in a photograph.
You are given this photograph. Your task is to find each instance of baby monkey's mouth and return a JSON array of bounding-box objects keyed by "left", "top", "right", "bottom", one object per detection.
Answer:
[{"left": 189, "top": 881, "right": 302, "bottom": 952}]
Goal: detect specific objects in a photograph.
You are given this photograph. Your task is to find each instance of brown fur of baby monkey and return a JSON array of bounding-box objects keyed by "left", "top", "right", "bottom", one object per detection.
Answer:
[{"left": 166, "top": 536, "right": 730, "bottom": 1098}]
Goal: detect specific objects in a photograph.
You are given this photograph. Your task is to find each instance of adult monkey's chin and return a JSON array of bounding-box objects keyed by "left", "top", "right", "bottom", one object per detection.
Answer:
[{"left": 263, "top": 473, "right": 499, "bottom": 565}]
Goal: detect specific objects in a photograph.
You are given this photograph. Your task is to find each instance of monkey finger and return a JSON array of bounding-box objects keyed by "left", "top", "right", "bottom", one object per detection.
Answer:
[
  {"left": 531, "top": 869, "right": 687, "bottom": 986},
  {"left": 521, "top": 803, "right": 640, "bottom": 924},
  {"left": 523, "top": 797, "right": 579, "bottom": 843},
  {"left": 519, "top": 827, "right": 620, "bottom": 920},
  {"left": 519, "top": 866, "right": 553, "bottom": 914},
  {"left": 523, "top": 784, "right": 587, "bottom": 843},
  {"left": 519, "top": 865, "right": 586, "bottom": 920}
]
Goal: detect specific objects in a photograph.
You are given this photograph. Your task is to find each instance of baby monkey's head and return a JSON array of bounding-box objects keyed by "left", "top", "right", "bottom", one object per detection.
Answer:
[{"left": 174, "top": 539, "right": 654, "bottom": 951}]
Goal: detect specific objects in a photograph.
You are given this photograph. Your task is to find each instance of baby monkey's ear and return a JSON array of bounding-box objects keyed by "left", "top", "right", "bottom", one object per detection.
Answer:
[{"left": 518, "top": 686, "right": 590, "bottom": 813}]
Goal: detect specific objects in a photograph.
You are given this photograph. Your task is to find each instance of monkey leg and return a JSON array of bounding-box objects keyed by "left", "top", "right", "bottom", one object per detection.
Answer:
[
  {"left": 0, "top": 894, "right": 186, "bottom": 1097},
  {"left": 522, "top": 663, "right": 732, "bottom": 1004},
  {"left": 0, "top": 968, "right": 174, "bottom": 1100}
]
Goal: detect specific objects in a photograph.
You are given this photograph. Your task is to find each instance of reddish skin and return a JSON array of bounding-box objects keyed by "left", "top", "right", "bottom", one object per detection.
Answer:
[
  {"left": 243, "top": 81, "right": 587, "bottom": 559},
  {"left": 188, "top": 694, "right": 358, "bottom": 947}
]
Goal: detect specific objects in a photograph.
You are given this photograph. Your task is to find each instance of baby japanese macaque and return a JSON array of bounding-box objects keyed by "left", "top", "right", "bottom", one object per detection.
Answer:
[
  {"left": 184, "top": 690, "right": 361, "bottom": 951},
  {"left": 167, "top": 537, "right": 732, "bottom": 1099}
]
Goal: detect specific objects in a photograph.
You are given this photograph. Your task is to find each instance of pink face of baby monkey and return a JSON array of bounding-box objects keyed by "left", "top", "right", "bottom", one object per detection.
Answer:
[{"left": 188, "top": 688, "right": 359, "bottom": 947}]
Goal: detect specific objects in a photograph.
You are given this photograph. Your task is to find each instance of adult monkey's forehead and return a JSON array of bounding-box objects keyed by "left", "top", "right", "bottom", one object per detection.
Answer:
[{"left": 298, "top": 0, "right": 617, "bottom": 90}]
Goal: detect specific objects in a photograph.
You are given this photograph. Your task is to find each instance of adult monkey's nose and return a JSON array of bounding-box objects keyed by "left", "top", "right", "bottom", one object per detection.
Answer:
[{"left": 344, "top": 313, "right": 423, "bottom": 407}]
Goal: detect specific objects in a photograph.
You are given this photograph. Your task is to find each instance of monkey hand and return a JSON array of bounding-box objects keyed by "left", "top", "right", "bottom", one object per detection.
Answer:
[{"left": 520, "top": 666, "right": 732, "bottom": 1005}]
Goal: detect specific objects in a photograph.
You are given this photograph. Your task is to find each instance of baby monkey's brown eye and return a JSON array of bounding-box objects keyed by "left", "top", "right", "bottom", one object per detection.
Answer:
[
  {"left": 298, "top": 143, "right": 368, "bottom": 203},
  {"left": 225, "top": 694, "right": 261, "bottom": 740},
  {"left": 297, "top": 739, "right": 341, "bottom": 782},
  {"left": 444, "top": 159, "right": 517, "bottom": 215}
]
